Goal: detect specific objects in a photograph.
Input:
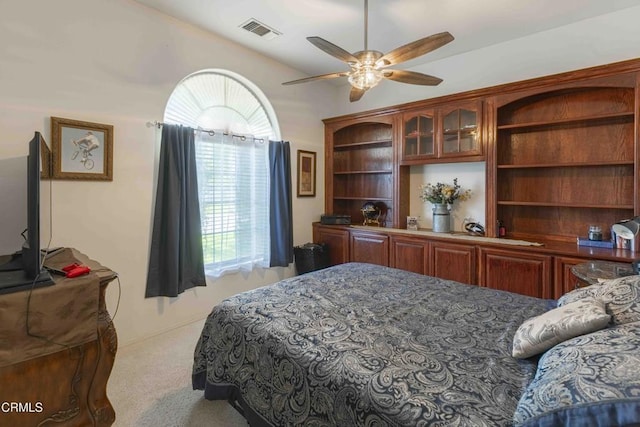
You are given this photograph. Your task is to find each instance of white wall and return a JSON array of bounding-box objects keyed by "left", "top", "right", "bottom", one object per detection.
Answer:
[
  {"left": 409, "top": 163, "right": 486, "bottom": 232},
  {"left": 0, "top": 0, "right": 334, "bottom": 346}
]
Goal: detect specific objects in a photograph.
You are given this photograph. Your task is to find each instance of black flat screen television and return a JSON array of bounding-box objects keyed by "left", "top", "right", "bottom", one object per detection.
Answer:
[{"left": 0, "top": 131, "right": 54, "bottom": 294}]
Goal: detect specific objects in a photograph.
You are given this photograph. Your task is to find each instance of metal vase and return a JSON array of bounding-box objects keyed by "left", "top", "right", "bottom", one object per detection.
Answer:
[{"left": 432, "top": 203, "right": 451, "bottom": 233}]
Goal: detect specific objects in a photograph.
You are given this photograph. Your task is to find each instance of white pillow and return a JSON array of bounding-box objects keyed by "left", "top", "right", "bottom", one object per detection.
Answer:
[{"left": 512, "top": 297, "right": 610, "bottom": 359}]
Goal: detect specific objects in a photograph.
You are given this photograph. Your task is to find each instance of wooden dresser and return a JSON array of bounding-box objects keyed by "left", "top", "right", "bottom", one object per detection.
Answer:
[{"left": 0, "top": 248, "right": 118, "bottom": 427}]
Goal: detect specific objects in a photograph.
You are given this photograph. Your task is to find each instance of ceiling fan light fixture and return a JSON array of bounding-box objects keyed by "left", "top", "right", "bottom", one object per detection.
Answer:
[
  {"left": 348, "top": 65, "right": 383, "bottom": 90},
  {"left": 281, "top": 0, "right": 454, "bottom": 101}
]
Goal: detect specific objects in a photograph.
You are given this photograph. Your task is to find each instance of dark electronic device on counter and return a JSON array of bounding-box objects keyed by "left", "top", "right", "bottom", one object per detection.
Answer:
[
  {"left": 0, "top": 132, "right": 54, "bottom": 294},
  {"left": 465, "top": 222, "right": 485, "bottom": 236},
  {"left": 321, "top": 214, "right": 351, "bottom": 225}
]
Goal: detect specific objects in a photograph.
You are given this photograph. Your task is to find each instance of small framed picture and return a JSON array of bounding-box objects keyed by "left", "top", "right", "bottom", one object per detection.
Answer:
[
  {"left": 297, "top": 150, "right": 316, "bottom": 197},
  {"left": 407, "top": 216, "right": 419, "bottom": 231},
  {"left": 51, "top": 117, "right": 113, "bottom": 181}
]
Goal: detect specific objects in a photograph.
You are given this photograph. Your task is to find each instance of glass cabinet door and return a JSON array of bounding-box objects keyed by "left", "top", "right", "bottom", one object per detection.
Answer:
[
  {"left": 442, "top": 108, "right": 479, "bottom": 155},
  {"left": 404, "top": 112, "right": 435, "bottom": 158}
]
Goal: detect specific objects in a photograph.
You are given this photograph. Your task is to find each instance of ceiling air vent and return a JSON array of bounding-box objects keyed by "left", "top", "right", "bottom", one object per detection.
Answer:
[{"left": 240, "top": 19, "right": 282, "bottom": 40}]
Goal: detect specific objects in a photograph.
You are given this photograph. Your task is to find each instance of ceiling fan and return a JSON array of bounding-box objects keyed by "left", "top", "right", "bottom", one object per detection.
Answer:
[{"left": 282, "top": 0, "right": 454, "bottom": 102}]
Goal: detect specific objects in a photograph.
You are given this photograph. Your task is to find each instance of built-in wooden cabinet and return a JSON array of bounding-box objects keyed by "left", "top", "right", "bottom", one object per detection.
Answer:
[
  {"left": 319, "top": 58, "right": 640, "bottom": 299},
  {"left": 313, "top": 225, "right": 349, "bottom": 266},
  {"left": 401, "top": 100, "right": 483, "bottom": 164},
  {"left": 431, "top": 241, "right": 476, "bottom": 285},
  {"left": 479, "top": 247, "right": 553, "bottom": 299},
  {"left": 488, "top": 81, "right": 637, "bottom": 242},
  {"left": 440, "top": 102, "right": 482, "bottom": 159},
  {"left": 350, "top": 231, "right": 389, "bottom": 266},
  {"left": 324, "top": 114, "right": 401, "bottom": 227},
  {"left": 313, "top": 223, "right": 634, "bottom": 299},
  {"left": 553, "top": 256, "right": 587, "bottom": 296},
  {"left": 389, "top": 236, "right": 475, "bottom": 284},
  {"left": 390, "top": 235, "right": 430, "bottom": 275},
  {"left": 402, "top": 109, "right": 436, "bottom": 159}
]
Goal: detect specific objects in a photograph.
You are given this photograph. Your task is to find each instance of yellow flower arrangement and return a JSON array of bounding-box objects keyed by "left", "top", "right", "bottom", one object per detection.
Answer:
[{"left": 419, "top": 178, "right": 471, "bottom": 205}]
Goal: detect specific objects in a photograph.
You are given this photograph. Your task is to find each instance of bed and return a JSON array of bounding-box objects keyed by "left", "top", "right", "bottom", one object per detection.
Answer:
[{"left": 192, "top": 262, "right": 640, "bottom": 426}]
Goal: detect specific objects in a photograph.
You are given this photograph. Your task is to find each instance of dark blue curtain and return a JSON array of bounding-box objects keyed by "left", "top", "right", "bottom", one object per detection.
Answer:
[
  {"left": 145, "top": 124, "right": 205, "bottom": 297},
  {"left": 268, "top": 140, "right": 293, "bottom": 267}
]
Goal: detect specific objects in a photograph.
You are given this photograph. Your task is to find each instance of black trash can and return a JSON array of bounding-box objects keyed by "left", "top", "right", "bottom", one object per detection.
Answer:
[{"left": 294, "top": 243, "right": 330, "bottom": 275}]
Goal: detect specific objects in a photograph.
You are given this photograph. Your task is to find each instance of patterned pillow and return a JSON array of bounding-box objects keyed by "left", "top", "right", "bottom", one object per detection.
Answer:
[
  {"left": 558, "top": 275, "right": 640, "bottom": 326},
  {"left": 596, "top": 275, "right": 640, "bottom": 325},
  {"left": 557, "top": 284, "right": 599, "bottom": 307},
  {"left": 513, "top": 321, "right": 640, "bottom": 427},
  {"left": 512, "top": 298, "right": 610, "bottom": 359}
]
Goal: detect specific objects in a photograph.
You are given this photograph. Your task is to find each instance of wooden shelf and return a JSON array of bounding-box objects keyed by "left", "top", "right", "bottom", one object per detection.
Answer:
[
  {"left": 443, "top": 128, "right": 476, "bottom": 135},
  {"left": 405, "top": 132, "right": 434, "bottom": 138},
  {"left": 334, "top": 196, "right": 392, "bottom": 201},
  {"left": 327, "top": 119, "right": 397, "bottom": 227},
  {"left": 497, "top": 201, "right": 634, "bottom": 209},
  {"left": 334, "top": 139, "right": 392, "bottom": 150},
  {"left": 497, "top": 112, "right": 633, "bottom": 131},
  {"left": 334, "top": 170, "right": 392, "bottom": 175},
  {"left": 493, "top": 85, "right": 636, "bottom": 242},
  {"left": 497, "top": 160, "right": 634, "bottom": 169}
]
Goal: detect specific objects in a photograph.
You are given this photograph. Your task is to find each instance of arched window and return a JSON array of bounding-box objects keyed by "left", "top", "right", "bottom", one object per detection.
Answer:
[
  {"left": 164, "top": 70, "right": 281, "bottom": 278},
  {"left": 164, "top": 69, "right": 280, "bottom": 139}
]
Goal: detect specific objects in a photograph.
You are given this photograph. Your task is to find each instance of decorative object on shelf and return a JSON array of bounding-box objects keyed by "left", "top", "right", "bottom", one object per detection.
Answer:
[
  {"left": 612, "top": 217, "right": 640, "bottom": 252},
  {"left": 407, "top": 216, "right": 419, "bottom": 231},
  {"left": 297, "top": 150, "right": 316, "bottom": 197},
  {"left": 588, "top": 225, "right": 603, "bottom": 241},
  {"left": 464, "top": 220, "right": 485, "bottom": 236},
  {"left": 497, "top": 220, "right": 506, "bottom": 237},
  {"left": 431, "top": 203, "right": 452, "bottom": 233},
  {"left": 420, "top": 178, "right": 471, "bottom": 233},
  {"left": 576, "top": 237, "right": 614, "bottom": 249},
  {"left": 51, "top": 117, "right": 113, "bottom": 181},
  {"left": 320, "top": 214, "right": 351, "bottom": 225},
  {"left": 361, "top": 201, "right": 380, "bottom": 226}
]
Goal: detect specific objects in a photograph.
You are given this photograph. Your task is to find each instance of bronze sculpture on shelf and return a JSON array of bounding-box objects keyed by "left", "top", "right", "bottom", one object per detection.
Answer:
[{"left": 361, "top": 201, "right": 388, "bottom": 226}]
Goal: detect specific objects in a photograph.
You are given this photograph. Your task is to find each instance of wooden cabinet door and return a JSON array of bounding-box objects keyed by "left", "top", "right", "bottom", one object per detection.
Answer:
[
  {"left": 554, "top": 256, "right": 588, "bottom": 298},
  {"left": 479, "top": 248, "right": 552, "bottom": 298},
  {"left": 430, "top": 241, "right": 476, "bottom": 285},
  {"left": 439, "top": 100, "right": 483, "bottom": 158},
  {"left": 350, "top": 232, "right": 389, "bottom": 266},
  {"left": 313, "top": 225, "right": 350, "bottom": 266},
  {"left": 402, "top": 109, "right": 436, "bottom": 161},
  {"left": 390, "top": 236, "right": 429, "bottom": 275}
]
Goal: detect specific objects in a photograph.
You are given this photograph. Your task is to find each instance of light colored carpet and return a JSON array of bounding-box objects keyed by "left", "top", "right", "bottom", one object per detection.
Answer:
[{"left": 108, "top": 318, "right": 248, "bottom": 427}]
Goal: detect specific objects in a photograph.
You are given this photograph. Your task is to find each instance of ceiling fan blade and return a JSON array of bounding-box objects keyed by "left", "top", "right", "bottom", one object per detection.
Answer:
[
  {"left": 378, "top": 32, "right": 454, "bottom": 67},
  {"left": 307, "top": 36, "right": 359, "bottom": 63},
  {"left": 383, "top": 70, "right": 443, "bottom": 86},
  {"left": 282, "top": 72, "right": 349, "bottom": 85},
  {"left": 350, "top": 86, "right": 367, "bottom": 102}
]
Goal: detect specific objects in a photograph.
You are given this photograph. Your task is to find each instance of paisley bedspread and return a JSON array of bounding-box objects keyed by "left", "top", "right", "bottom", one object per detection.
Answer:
[{"left": 192, "top": 263, "right": 555, "bottom": 426}]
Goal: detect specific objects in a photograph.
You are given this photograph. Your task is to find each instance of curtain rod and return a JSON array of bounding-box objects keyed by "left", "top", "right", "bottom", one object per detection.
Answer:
[{"left": 146, "top": 121, "right": 265, "bottom": 142}]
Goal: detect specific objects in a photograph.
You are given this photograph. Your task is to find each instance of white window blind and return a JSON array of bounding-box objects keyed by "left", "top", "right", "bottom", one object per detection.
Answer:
[
  {"left": 195, "top": 132, "right": 270, "bottom": 278},
  {"left": 163, "top": 69, "right": 280, "bottom": 279}
]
